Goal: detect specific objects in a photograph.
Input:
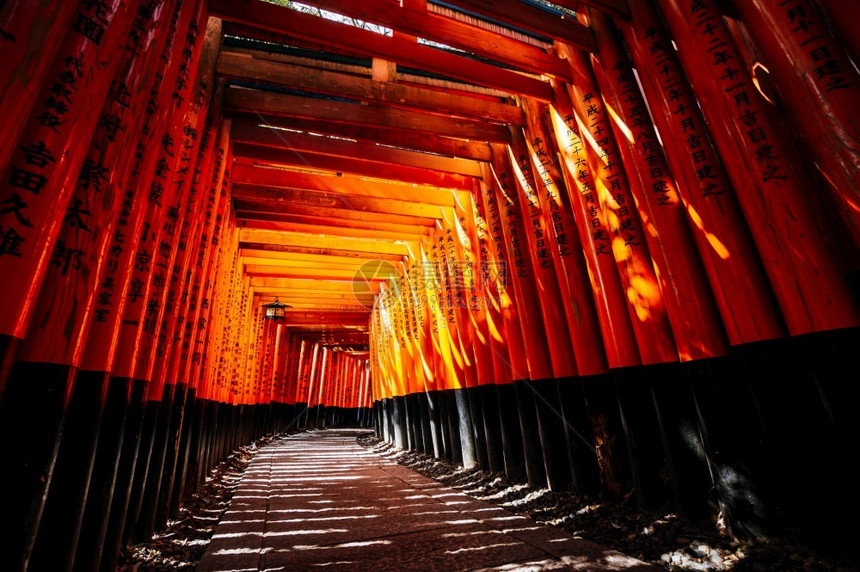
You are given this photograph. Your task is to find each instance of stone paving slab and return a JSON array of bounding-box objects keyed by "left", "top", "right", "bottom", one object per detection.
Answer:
[{"left": 197, "top": 429, "right": 661, "bottom": 571}]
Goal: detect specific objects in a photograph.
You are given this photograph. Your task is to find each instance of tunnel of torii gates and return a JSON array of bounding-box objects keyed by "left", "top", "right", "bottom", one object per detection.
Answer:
[{"left": 0, "top": 0, "right": 859, "bottom": 569}]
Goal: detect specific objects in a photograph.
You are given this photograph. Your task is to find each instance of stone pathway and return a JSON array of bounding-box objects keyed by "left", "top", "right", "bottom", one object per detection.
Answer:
[{"left": 197, "top": 429, "right": 660, "bottom": 571}]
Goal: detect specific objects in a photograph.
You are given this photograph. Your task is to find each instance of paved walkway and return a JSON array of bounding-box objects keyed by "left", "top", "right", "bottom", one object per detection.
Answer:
[{"left": 197, "top": 429, "right": 660, "bottom": 571}]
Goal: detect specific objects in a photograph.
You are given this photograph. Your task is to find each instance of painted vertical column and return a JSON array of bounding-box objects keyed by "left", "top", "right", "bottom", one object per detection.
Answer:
[
  {"left": 505, "top": 133, "right": 578, "bottom": 379},
  {"left": 520, "top": 98, "right": 609, "bottom": 375},
  {"left": 0, "top": 0, "right": 141, "bottom": 393},
  {"left": 483, "top": 153, "right": 551, "bottom": 488},
  {"left": 0, "top": 2, "right": 142, "bottom": 569},
  {"left": 75, "top": 3, "right": 197, "bottom": 569},
  {"left": 732, "top": 0, "right": 860, "bottom": 256},
  {"left": 557, "top": 41, "right": 679, "bottom": 364},
  {"left": 0, "top": 0, "right": 80, "bottom": 172},
  {"left": 24, "top": 3, "right": 182, "bottom": 570},
  {"left": 618, "top": 0, "right": 785, "bottom": 345},
  {"left": 585, "top": 9, "right": 729, "bottom": 361},
  {"left": 548, "top": 82, "right": 641, "bottom": 369},
  {"left": 655, "top": 0, "right": 860, "bottom": 334}
]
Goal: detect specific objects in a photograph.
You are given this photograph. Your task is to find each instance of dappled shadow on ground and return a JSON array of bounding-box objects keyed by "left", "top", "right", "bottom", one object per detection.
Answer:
[{"left": 357, "top": 433, "right": 859, "bottom": 572}]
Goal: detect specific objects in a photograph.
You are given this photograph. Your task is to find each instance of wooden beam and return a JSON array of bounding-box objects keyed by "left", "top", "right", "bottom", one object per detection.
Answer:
[
  {"left": 240, "top": 242, "right": 405, "bottom": 261},
  {"left": 230, "top": 122, "right": 483, "bottom": 176},
  {"left": 232, "top": 184, "right": 445, "bottom": 219},
  {"left": 251, "top": 278, "right": 380, "bottom": 292},
  {"left": 236, "top": 212, "right": 434, "bottom": 236},
  {"left": 232, "top": 141, "right": 475, "bottom": 189},
  {"left": 237, "top": 219, "right": 429, "bottom": 241},
  {"left": 431, "top": 0, "right": 594, "bottom": 48},
  {"left": 240, "top": 248, "right": 388, "bottom": 267},
  {"left": 227, "top": 113, "right": 494, "bottom": 160},
  {"left": 233, "top": 198, "right": 438, "bottom": 227},
  {"left": 217, "top": 50, "right": 525, "bottom": 126},
  {"left": 548, "top": 0, "right": 629, "bottom": 19},
  {"left": 223, "top": 87, "right": 511, "bottom": 143},
  {"left": 291, "top": 0, "right": 583, "bottom": 75},
  {"left": 239, "top": 228, "right": 410, "bottom": 256},
  {"left": 208, "top": 0, "right": 556, "bottom": 100},
  {"left": 246, "top": 265, "right": 393, "bottom": 280},
  {"left": 232, "top": 162, "right": 458, "bottom": 206}
]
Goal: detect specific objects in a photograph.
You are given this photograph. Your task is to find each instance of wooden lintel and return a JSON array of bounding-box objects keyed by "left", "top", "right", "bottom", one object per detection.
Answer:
[
  {"left": 230, "top": 122, "right": 483, "bottom": 176},
  {"left": 235, "top": 211, "right": 435, "bottom": 236},
  {"left": 237, "top": 219, "right": 429, "bottom": 241},
  {"left": 227, "top": 113, "right": 495, "bottom": 160},
  {"left": 232, "top": 141, "right": 475, "bottom": 189},
  {"left": 436, "top": 0, "right": 596, "bottom": 49},
  {"left": 239, "top": 227, "right": 411, "bottom": 256},
  {"left": 240, "top": 242, "right": 405, "bottom": 261},
  {"left": 232, "top": 162, "right": 459, "bottom": 207},
  {"left": 208, "top": 0, "right": 555, "bottom": 100},
  {"left": 223, "top": 86, "right": 512, "bottom": 143},
  {"left": 217, "top": 50, "right": 525, "bottom": 126},
  {"left": 290, "top": 0, "right": 576, "bottom": 79},
  {"left": 233, "top": 198, "right": 439, "bottom": 227},
  {"left": 231, "top": 184, "right": 445, "bottom": 219}
]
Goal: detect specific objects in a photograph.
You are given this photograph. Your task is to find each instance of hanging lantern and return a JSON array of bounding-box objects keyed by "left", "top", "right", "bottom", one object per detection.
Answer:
[{"left": 263, "top": 297, "right": 289, "bottom": 321}]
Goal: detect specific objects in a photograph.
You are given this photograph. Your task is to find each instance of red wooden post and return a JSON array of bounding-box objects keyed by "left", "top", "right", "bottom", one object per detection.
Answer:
[
  {"left": 558, "top": 42, "right": 679, "bottom": 365},
  {"left": 520, "top": 98, "right": 610, "bottom": 375},
  {"left": 547, "top": 83, "right": 641, "bottom": 368},
  {"left": 618, "top": 0, "right": 785, "bottom": 345},
  {"left": 0, "top": 0, "right": 142, "bottom": 390},
  {"left": 732, "top": 0, "right": 860, "bottom": 256},
  {"left": 585, "top": 8, "right": 729, "bottom": 361},
  {"left": 0, "top": 0, "right": 80, "bottom": 172},
  {"left": 655, "top": 0, "right": 860, "bottom": 334}
]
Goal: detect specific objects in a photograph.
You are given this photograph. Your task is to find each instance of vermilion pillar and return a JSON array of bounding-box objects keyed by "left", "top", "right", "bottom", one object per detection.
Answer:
[
  {"left": 0, "top": 1, "right": 142, "bottom": 569},
  {"left": 732, "top": 0, "right": 860, "bottom": 256},
  {"left": 618, "top": 0, "right": 785, "bottom": 345},
  {"left": 0, "top": 1, "right": 79, "bottom": 174},
  {"left": 656, "top": 0, "right": 860, "bottom": 334},
  {"left": 585, "top": 9, "right": 729, "bottom": 361},
  {"left": 558, "top": 42, "right": 679, "bottom": 365}
]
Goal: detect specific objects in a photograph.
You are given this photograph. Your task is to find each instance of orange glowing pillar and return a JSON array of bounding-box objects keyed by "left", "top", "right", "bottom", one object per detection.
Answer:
[
  {"left": 732, "top": 0, "right": 860, "bottom": 254},
  {"left": 548, "top": 82, "right": 640, "bottom": 369},
  {"left": 618, "top": 0, "right": 785, "bottom": 345},
  {"left": 483, "top": 151, "right": 553, "bottom": 381},
  {"left": 0, "top": 0, "right": 79, "bottom": 171},
  {"left": 20, "top": 0, "right": 180, "bottom": 373},
  {"left": 655, "top": 0, "right": 860, "bottom": 334},
  {"left": 558, "top": 42, "right": 678, "bottom": 364},
  {"left": 0, "top": 0, "right": 142, "bottom": 385},
  {"left": 585, "top": 8, "right": 729, "bottom": 361},
  {"left": 472, "top": 185, "right": 518, "bottom": 384},
  {"left": 520, "top": 99, "right": 609, "bottom": 375}
]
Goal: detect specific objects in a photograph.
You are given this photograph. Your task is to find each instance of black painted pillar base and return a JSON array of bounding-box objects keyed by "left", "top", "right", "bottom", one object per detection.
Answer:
[
  {"left": 416, "top": 392, "right": 434, "bottom": 455},
  {"left": 453, "top": 388, "right": 476, "bottom": 469},
  {"left": 612, "top": 369, "right": 671, "bottom": 511},
  {"left": 124, "top": 393, "right": 164, "bottom": 545},
  {"left": 513, "top": 379, "right": 546, "bottom": 489},
  {"left": 495, "top": 382, "right": 526, "bottom": 483},
  {"left": 173, "top": 388, "right": 200, "bottom": 516},
  {"left": 30, "top": 369, "right": 109, "bottom": 572},
  {"left": 478, "top": 384, "right": 505, "bottom": 474},
  {"left": 466, "top": 386, "right": 488, "bottom": 469},
  {"left": 426, "top": 390, "right": 445, "bottom": 459},
  {"left": 0, "top": 360, "right": 75, "bottom": 572},
  {"left": 556, "top": 376, "right": 600, "bottom": 498},
  {"left": 100, "top": 378, "right": 147, "bottom": 572},
  {"left": 441, "top": 389, "right": 462, "bottom": 463},
  {"left": 0, "top": 333, "right": 21, "bottom": 402},
  {"left": 532, "top": 378, "right": 572, "bottom": 491},
  {"left": 405, "top": 393, "right": 423, "bottom": 452},
  {"left": 294, "top": 401, "right": 308, "bottom": 431},
  {"left": 156, "top": 384, "right": 187, "bottom": 527},
  {"left": 646, "top": 365, "right": 713, "bottom": 524},
  {"left": 75, "top": 376, "right": 133, "bottom": 572},
  {"left": 391, "top": 395, "right": 407, "bottom": 448}
]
